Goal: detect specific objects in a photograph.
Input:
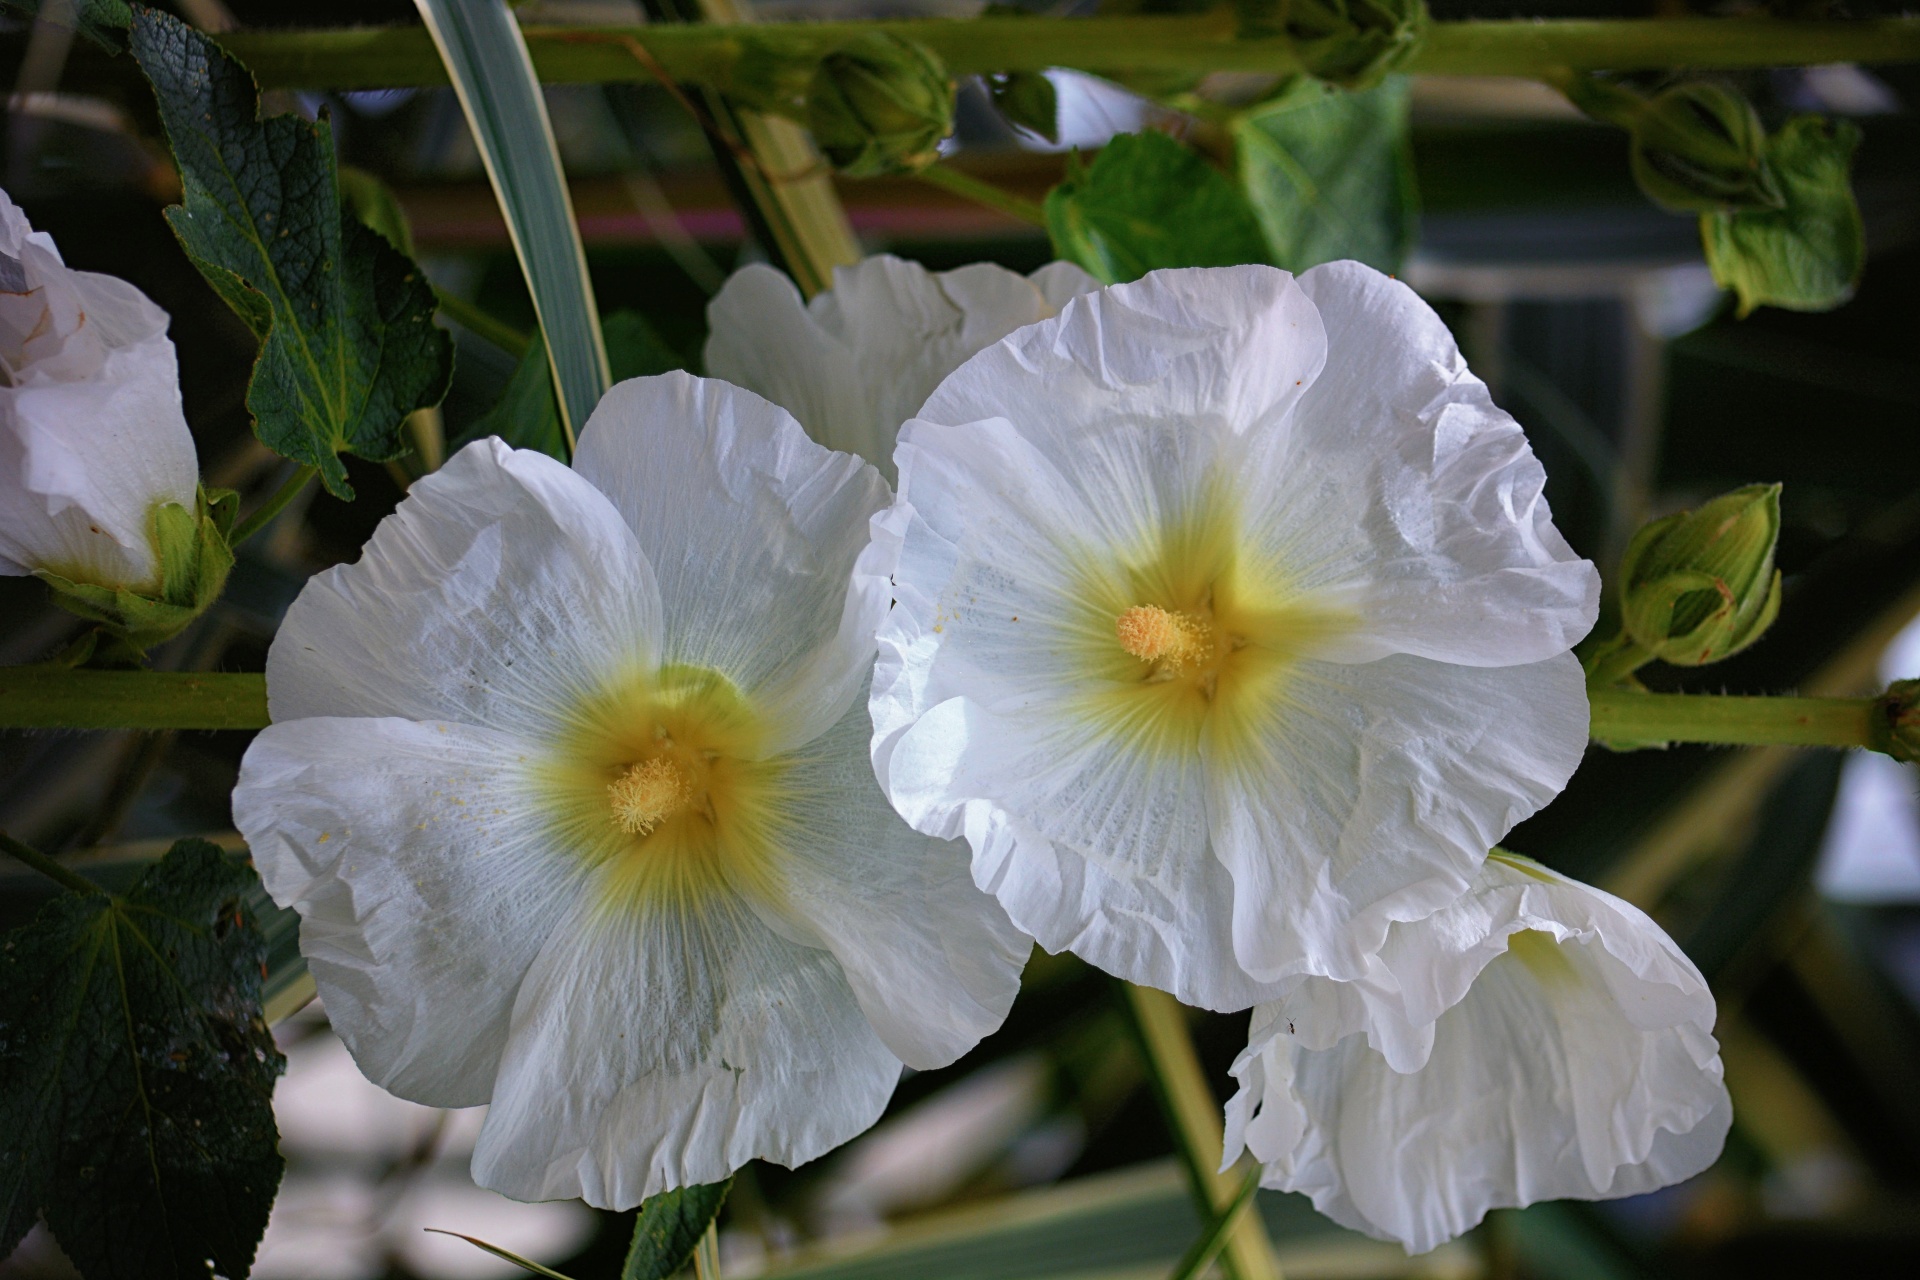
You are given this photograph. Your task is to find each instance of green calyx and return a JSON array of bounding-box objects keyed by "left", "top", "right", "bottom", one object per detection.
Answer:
[
  {"left": 804, "top": 33, "right": 954, "bottom": 177},
  {"left": 1595, "top": 483, "right": 1783, "bottom": 684},
  {"left": 36, "top": 487, "right": 237, "bottom": 656},
  {"left": 1556, "top": 75, "right": 1781, "bottom": 215},
  {"left": 1702, "top": 115, "right": 1864, "bottom": 317},
  {"left": 1874, "top": 679, "right": 1920, "bottom": 764},
  {"left": 1234, "top": 0, "right": 1427, "bottom": 90}
]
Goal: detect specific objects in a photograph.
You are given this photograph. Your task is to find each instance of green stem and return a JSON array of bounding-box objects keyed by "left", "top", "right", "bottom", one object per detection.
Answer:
[
  {"left": 0, "top": 831, "right": 103, "bottom": 896},
  {"left": 0, "top": 671, "right": 269, "bottom": 731},
  {"left": 434, "top": 286, "right": 534, "bottom": 357},
  {"left": 218, "top": 18, "right": 1920, "bottom": 92},
  {"left": 1122, "top": 984, "right": 1283, "bottom": 1280},
  {"left": 1589, "top": 689, "right": 1880, "bottom": 750},
  {"left": 231, "top": 465, "right": 317, "bottom": 547},
  {"left": 915, "top": 163, "right": 1047, "bottom": 227},
  {"left": 1170, "top": 1166, "right": 1262, "bottom": 1280}
]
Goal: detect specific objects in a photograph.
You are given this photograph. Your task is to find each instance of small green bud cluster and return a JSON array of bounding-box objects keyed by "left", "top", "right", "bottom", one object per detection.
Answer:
[
  {"left": 1234, "top": 0, "right": 1427, "bottom": 90},
  {"left": 805, "top": 33, "right": 954, "bottom": 177},
  {"left": 1586, "top": 484, "right": 1784, "bottom": 688},
  {"left": 1875, "top": 679, "right": 1920, "bottom": 765},
  {"left": 39, "top": 488, "right": 238, "bottom": 658},
  {"left": 1630, "top": 82, "right": 1783, "bottom": 215}
]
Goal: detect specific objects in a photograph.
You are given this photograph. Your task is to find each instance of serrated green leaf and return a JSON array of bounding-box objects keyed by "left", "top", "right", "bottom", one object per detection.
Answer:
[
  {"left": 0, "top": 839, "right": 286, "bottom": 1279},
  {"left": 456, "top": 311, "right": 685, "bottom": 462},
  {"left": 415, "top": 0, "right": 609, "bottom": 441},
  {"left": 623, "top": 1179, "right": 732, "bottom": 1280},
  {"left": 339, "top": 165, "right": 419, "bottom": 257},
  {"left": 1044, "top": 131, "right": 1271, "bottom": 285},
  {"left": 1702, "top": 116, "right": 1863, "bottom": 317},
  {"left": 129, "top": 10, "right": 454, "bottom": 501},
  {"left": 988, "top": 71, "right": 1059, "bottom": 144},
  {"left": 1234, "top": 75, "right": 1417, "bottom": 274},
  {"left": 0, "top": 0, "right": 130, "bottom": 52}
]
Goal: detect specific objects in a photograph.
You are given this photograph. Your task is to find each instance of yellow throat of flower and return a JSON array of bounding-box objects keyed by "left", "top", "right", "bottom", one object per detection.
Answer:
[{"left": 539, "top": 664, "right": 789, "bottom": 914}]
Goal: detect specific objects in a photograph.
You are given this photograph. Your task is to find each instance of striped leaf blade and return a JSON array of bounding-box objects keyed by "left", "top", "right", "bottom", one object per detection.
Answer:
[{"left": 414, "top": 0, "right": 609, "bottom": 447}]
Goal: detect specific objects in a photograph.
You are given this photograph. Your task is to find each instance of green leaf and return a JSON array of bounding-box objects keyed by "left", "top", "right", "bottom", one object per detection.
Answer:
[
  {"left": 0, "top": 839, "right": 286, "bottom": 1279},
  {"left": 456, "top": 311, "right": 685, "bottom": 462},
  {"left": 426, "top": 1230, "right": 580, "bottom": 1279},
  {"left": 988, "top": 71, "right": 1059, "bottom": 144},
  {"left": 1702, "top": 116, "right": 1864, "bottom": 316},
  {"left": 339, "top": 165, "right": 418, "bottom": 257},
  {"left": 0, "top": 0, "right": 130, "bottom": 51},
  {"left": 1044, "top": 131, "right": 1272, "bottom": 285},
  {"left": 1234, "top": 75, "right": 1417, "bottom": 274},
  {"left": 623, "top": 1179, "right": 732, "bottom": 1280},
  {"left": 416, "top": 0, "right": 610, "bottom": 443},
  {"left": 129, "top": 10, "right": 454, "bottom": 501}
]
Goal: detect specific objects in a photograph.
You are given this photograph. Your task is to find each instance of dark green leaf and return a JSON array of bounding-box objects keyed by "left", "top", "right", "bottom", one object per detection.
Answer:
[
  {"left": 339, "top": 165, "right": 418, "bottom": 257},
  {"left": 1044, "top": 131, "right": 1271, "bottom": 285},
  {"left": 623, "top": 1179, "right": 732, "bottom": 1280},
  {"left": 0, "top": 839, "right": 286, "bottom": 1279},
  {"left": 456, "top": 311, "right": 686, "bottom": 463},
  {"left": 129, "top": 9, "right": 454, "bottom": 500},
  {"left": 988, "top": 71, "right": 1059, "bottom": 144},
  {"left": 0, "top": 0, "right": 130, "bottom": 51},
  {"left": 1702, "top": 116, "right": 1863, "bottom": 316},
  {"left": 1235, "top": 75, "right": 1417, "bottom": 274}
]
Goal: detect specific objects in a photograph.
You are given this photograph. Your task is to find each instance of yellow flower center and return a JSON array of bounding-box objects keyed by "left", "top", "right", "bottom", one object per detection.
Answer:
[
  {"left": 1115, "top": 604, "right": 1216, "bottom": 673},
  {"left": 539, "top": 664, "right": 789, "bottom": 914}
]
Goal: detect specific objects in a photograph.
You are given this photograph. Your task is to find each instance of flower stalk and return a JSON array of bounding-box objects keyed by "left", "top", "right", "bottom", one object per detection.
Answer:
[
  {"left": 0, "top": 830, "right": 102, "bottom": 896},
  {"left": 231, "top": 465, "right": 318, "bottom": 548},
  {"left": 218, "top": 18, "right": 1920, "bottom": 92},
  {"left": 1588, "top": 688, "right": 1890, "bottom": 753}
]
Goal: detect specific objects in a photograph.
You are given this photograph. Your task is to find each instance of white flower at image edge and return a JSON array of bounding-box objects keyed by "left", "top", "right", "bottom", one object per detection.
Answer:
[
  {"left": 232, "top": 372, "right": 1029, "bottom": 1208},
  {"left": 871, "top": 262, "right": 1601, "bottom": 1010},
  {"left": 704, "top": 253, "right": 1098, "bottom": 477},
  {"left": 1223, "top": 853, "right": 1731, "bottom": 1254},
  {"left": 0, "top": 187, "right": 197, "bottom": 592}
]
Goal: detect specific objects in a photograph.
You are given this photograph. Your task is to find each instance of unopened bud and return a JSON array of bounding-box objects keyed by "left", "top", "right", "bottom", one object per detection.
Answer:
[
  {"left": 39, "top": 487, "right": 236, "bottom": 652},
  {"left": 1619, "top": 484, "right": 1782, "bottom": 667},
  {"left": 1874, "top": 679, "right": 1920, "bottom": 764},
  {"left": 1236, "top": 0, "right": 1426, "bottom": 90},
  {"left": 1630, "top": 82, "right": 1783, "bottom": 215},
  {"left": 806, "top": 33, "right": 953, "bottom": 177}
]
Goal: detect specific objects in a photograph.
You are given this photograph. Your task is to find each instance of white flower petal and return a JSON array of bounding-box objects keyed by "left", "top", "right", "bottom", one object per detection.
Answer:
[
  {"left": 572, "top": 372, "right": 891, "bottom": 753},
  {"left": 234, "top": 716, "right": 584, "bottom": 1108},
  {"left": 754, "top": 682, "right": 1029, "bottom": 1068},
  {"left": 0, "top": 190, "right": 195, "bottom": 590},
  {"left": 1206, "top": 652, "right": 1591, "bottom": 986},
  {"left": 470, "top": 890, "right": 900, "bottom": 1208},
  {"left": 913, "top": 264, "right": 1326, "bottom": 462},
  {"left": 265, "top": 437, "right": 663, "bottom": 734},
  {"left": 1277, "top": 261, "right": 1599, "bottom": 666},
  {"left": 1227, "top": 857, "right": 1730, "bottom": 1254},
  {"left": 703, "top": 255, "right": 1098, "bottom": 479}
]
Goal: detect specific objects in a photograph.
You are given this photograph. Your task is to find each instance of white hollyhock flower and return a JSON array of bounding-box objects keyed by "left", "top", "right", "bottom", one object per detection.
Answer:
[
  {"left": 232, "top": 372, "right": 1028, "bottom": 1208},
  {"left": 1222, "top": 852, "right": 1730, "bottom": 1254},
  {"left": 871, "top": 262, "right": 1600, "bottom": 1010},
  {"left": 703, "top": 253, "right": 1098, "bottom": 477},
  {"left": 0, "top": 187, "right": 198, "bottom": 593}
]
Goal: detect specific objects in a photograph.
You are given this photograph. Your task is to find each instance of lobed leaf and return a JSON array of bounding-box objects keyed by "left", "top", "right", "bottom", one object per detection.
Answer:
[
  {"left": 1235, "top": 75, "right": 1417, "bottom": 275},
  {"left": 129, "top": 9, "right": 454, "bottom": 500},
  {"left": 1701, "top": 116, "right": 1863, "bottom": 316},
  {"left": 0, "top": 840, "right": 286, "bottom": 1279},
  {"left": 1044, "top": 131, "right": 1271, "bottom": 285}
]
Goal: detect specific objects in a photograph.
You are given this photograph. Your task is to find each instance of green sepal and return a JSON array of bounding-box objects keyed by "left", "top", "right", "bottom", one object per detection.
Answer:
[
  {"left": 1874, "top": 678, "right": 1920, "bottom": 764},
  {"left": 1702, "top": 116, "right": 1864, "bottom": 316},
  {"left": 988, "top": 70, "right": 1060, "bottom": 144},
  {"left": 1234, "top": 0, "right": 1427, "bottom": 91},
  {"left": 805, "top": 33, "right": 954, "bottom": 177},
  {"left": 1629, "top": 81, "right": 1783, "bottom": 216},
  {"left": 35, "top": 487, "right": 236, "bottom": 655},
  {"left": 1617, "top": 483, "right": 1783, "bottom": 668}
]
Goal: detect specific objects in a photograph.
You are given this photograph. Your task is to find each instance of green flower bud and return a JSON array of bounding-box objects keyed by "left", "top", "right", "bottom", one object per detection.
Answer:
[
  {"left": 1630, "top": 82, "right": 1783, "bottom": 215},
  {"left": 1618, "top": 483, "right": 1783, "bottom": 668},
  {"left": 805, "top": 33, "right": 953, "bottom": 178},
  {"left": 1874, "top": 679, "right": 1920, "bottom": 764},
  {"left": 38, "top": 487, "right": 236, "bottom": 653},
  {"left": 1235, "top": 0, "right": 1427, "bottom": 91}
]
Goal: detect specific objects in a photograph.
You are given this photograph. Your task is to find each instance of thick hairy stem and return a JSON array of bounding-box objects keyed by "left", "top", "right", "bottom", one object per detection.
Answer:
[
  {"left": 219, "top": 18, "right": 1920, "bottom": 92},
  {"left": 0, "top": 670, "right": 270, "bottom": 731},
  {"left": 1588, "top": 689, "right": 1884, "bottom": 751}
]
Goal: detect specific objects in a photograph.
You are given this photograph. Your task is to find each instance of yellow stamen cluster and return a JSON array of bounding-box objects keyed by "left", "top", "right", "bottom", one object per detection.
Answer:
[
  {"left": 1115, "top": 604, "right": 1215, "bottom": 672},
  {"left": 608, "top": 757, "right": 694, "bottom": 835}
]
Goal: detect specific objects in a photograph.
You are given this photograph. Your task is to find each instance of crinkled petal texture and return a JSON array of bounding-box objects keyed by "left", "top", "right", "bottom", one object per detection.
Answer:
[
  {"left": 703, "top": 254, "right": 1099, "bottom": 479},
  {"left": 236, "top": 381, "right": 1026, "bottom": 1210},
  {"left": 873, "top": 263, "right": 1598, "bottom": 1007},
  {"left": 0, "top": 188, "right": 197, "bottom": 591},
  {"left": 1222, "top": 855, "right": 1730, "bottom": 1255}
]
